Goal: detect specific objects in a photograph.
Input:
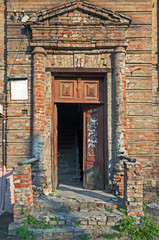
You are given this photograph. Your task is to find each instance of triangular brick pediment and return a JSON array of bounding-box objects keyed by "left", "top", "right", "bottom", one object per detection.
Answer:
[
  {"left": 26, "top": 1, "right": 131, "bottom": 49},
  {"left": 26, "top": 0, "right": 131, "bottom": 26}
]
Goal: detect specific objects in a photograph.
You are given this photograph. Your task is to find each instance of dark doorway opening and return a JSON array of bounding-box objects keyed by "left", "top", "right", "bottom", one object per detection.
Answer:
[{"left": 57, "top": 103, "right": 83, "bottom": 186}]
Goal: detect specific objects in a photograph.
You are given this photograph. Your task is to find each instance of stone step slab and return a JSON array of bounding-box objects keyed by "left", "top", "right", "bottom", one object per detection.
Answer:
[
  {"left": 58, "top": 149, "right": 76, "bottom": 153},
  {"left": 58, "top": 159, "right": 76, "bottom": 164},
  {"left": 58, "top": 169, "right": 81, "bottom": 173},
  {"left": 35, "top": 210, "right": 122, "bottom": 227},
  {"left": 58, "top": 174, "right": 81, "bottom": 179},
  {"left": 58, "top": 164, "right": 79, "bottom": 168},
  {"left": 8, "top": 223, "right": 131, "bottom": 240},
  {"left": 8, "top": 224, "right": 91, "bottom": 240},
  {"left": 34, "top": 196, "right": 120, "bottom": 214}
]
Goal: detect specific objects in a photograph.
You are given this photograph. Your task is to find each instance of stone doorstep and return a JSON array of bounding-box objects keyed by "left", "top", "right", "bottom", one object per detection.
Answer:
[
  {"left": 34, "top": 196, "right": 121, "bottom": 213},
  {"left": 33, "top": 183, "right": 122, "bottom": 215}
]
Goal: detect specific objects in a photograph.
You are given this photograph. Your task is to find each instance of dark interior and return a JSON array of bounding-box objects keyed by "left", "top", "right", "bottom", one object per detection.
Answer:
[{"left": 57, "top": 103, "right": 83, "bottom": 186}]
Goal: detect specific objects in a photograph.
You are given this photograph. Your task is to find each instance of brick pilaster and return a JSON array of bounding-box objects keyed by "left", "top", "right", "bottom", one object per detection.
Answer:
[
  {"left": 13, "top": 165, "right": 33, "bottom": 220},
  {"left": 32, "top": 47, "right": 46, "bottom": 137},
  {"left": 124, "top": 161, "right": 144, "bottom": 217},
  {"left": 113, "top": 46, "right": 127, "bottom": 156},
  {"left": 31, "top": 47, "right": 47, "bottom": 188}
]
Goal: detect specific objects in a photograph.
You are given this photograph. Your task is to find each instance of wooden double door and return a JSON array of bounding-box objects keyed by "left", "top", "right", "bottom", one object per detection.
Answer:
[{"left": 52, "top": 74, "right": 106, "bottom": 190}]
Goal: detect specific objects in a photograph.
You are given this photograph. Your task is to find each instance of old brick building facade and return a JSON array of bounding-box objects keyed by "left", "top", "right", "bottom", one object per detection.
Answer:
[{"left": 0, "top": 0, "right": 159, "bottom": 213}]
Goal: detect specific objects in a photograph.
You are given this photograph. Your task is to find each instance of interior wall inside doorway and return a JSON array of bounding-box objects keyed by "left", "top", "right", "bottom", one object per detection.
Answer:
[{"left": 57, "top": 103, "right": 83, "bottom": 186}]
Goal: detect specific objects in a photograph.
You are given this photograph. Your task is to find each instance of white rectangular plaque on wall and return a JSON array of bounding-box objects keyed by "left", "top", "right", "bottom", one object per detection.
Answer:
[{"left": 11, "top": 80, "right": 28, "bottom": 100}]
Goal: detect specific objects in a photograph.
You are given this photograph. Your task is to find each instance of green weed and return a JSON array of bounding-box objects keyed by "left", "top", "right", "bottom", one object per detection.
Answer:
[
  {"left": 49, "top": 187, "right": 56, "bottom": 197},
  {"left": 80, "top": 233, "right": 92, "bottom": 239},
  {"left": 16, "top": 214, "right": 53, "bottom": 239},
  {"left": 100, "top": 232, "right": 124, "bottom": 239},
  {"left": 115, "top": 212, "right": 159, "bottom": 240},
  {"left": 22, "top": 208, "right": 29, "bottom": 215},
  {"left": 142, "top": 200, "right": 148, "bottom": 211},
  {"left": 16, "top": 225, "right": 33, "bottom": 240},
  {"left": 108, "top": 207, "right": 114, "bottom": 212},
  {"left": 50, "top": 216, "right": 60, "bottom": 223},
  {"left": 26, "top": 215, "right": 52, "bottom": 229},
  {"left": 97, "top": 224, "right": 102, "bottom": 230},
  {"left": 74, "top": 220, "right": 80, "bottom": 227},
  {"left": 72, "top": 197, "right": 77, "bottom": 200}
]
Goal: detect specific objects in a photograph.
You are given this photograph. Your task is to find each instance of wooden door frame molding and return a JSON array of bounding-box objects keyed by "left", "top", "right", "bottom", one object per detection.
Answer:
[
  {"left": 46, "top": 67, "right": 112, "bottom": 75},
  {"left": 51, "top": 68, "right": 108, "bottom": 189}
]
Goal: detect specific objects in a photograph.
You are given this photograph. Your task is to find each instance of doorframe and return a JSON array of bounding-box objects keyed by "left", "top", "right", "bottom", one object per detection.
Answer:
[{"left": 50, "top": 68, "right": 111, "bottom": 189}]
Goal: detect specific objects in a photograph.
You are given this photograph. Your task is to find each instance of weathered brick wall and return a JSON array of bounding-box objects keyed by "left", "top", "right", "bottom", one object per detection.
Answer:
[
  {"left": 13, "top": 164, "right": 33, "bottom": 220},
  {"left": 4, "top": 0, "right": 159, "bottom": 200}
]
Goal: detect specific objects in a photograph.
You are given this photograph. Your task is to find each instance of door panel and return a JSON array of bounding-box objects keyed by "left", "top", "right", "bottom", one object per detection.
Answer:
[
  {"left": 83, "top": 104, "right": 104, "bottom": 189},
  {"left": 52, "top": 73, "right": 106, "bottom": 189}
]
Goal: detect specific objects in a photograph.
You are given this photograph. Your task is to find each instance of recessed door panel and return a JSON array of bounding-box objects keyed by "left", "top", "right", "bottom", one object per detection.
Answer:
[
  {"left": 54, "top": 77, "right": 103, "bottom": 103},
  {"left": 60, "top": 81, "right": 74, "bottom": 98},
  {"left": 83, "top": 82, "right": 99, "bottom": 100}
]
